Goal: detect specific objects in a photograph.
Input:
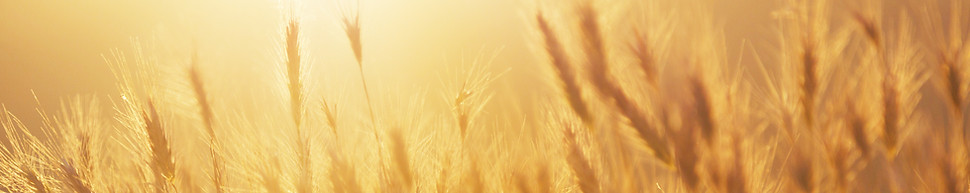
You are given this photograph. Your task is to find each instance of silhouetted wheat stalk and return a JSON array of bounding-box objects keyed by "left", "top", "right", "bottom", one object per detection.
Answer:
[
  {"left": 577, "top": 4, "right": 671, "bottom": 165},
  {"left": 188, "top": 54, "right": 226, "bottom": 193},
  {"left": 284, "top": 18, "right": 313, "bottom": 193},
  {"left": 536, "top": 12, "right": 591, "bottom": 126}
]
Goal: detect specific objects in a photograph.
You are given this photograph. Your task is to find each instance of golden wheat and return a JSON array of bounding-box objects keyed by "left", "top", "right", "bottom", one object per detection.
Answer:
[{"left": 2, "top": 0, "right": 970, "bottom": 193}]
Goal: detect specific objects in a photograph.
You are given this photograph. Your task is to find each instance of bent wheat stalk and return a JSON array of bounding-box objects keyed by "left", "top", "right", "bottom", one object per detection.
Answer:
[
  {"left": 577, "top": 4, "right": 671, "bottom": 165},
  {"left": 342, "top": 8, "right": 390, "bottom": 188},
  {"left": 536, "top": 12, "right": 592, "bottom": 126},
  {"left": 188, "top": 54, "right": 226, "bottom": 193}
]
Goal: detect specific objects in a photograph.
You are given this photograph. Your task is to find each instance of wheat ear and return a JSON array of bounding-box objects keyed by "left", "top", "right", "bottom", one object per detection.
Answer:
[
  {"left": 563, "top": 128, "right": 599, "bottom": 193},
  {"left": 143, "top": 100, "right": 174, "bottom": 192},
  {"left": 188, "top": 54, "right": 226, "bottom": 193},
  {"left": 536, "top": 12, "right": 592, "bottom": 126},
  {"left": 577, "top": 4, "right": 671, "bottom": 165}
]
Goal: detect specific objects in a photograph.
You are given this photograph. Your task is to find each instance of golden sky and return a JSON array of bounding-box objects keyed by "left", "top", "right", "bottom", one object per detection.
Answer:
[{"left": 0, "top": 0, "right": 916, "bottom": 127}]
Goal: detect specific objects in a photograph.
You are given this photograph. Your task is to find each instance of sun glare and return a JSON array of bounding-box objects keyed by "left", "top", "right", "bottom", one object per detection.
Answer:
[{"left": 0, "top": 0, "right": 968, "bottom": 192}]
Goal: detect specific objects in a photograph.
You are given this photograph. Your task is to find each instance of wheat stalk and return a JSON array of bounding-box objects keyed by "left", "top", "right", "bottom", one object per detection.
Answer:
[
  {"left": 846, "top": 104, "right": 870, "bottom": 157},
  {"left": 389, "top": 128, "right": 414, "bottom": 190},
  {"left": 632, "top": 28, "right": 659, "bottom": 88},
  {"left": 341, "top": 7, "right": 391, "bottom": 189},
  {"left": 188, "top": 54, "right": 225, "bottom": 193},
  {"left": 799, "top": 38, "right": 818, "bottom": 129},
  {"left": 143, "top": 100, "right": 175, "bottom": 192},
  {"left": 322, "top": 97, "right": 338, "bottom": 139},
  {"left": 286, "top": 19, "right": 305, "bottom": 130},
  {"left": 671, "top": 113, "right": 699, "bottom": 192},
  {"left": 536, "top": 12, "right": 591, "bottom": 126},
  {"left": 342, "top": 4, "right": 377, "bottom": 128},
  {"left": 61, "top": 161, "right": 92, "bottom": 193},
  {"left": 689, "top": 75, "right": 716, "bottom": 143},
  {"left": 454, "top": 85, "right": 472, "bottom": 141},
  {"left": 284, "top": 18, "right": 314, "bottom": 193},
  {"left": 436, "top": 155, "right": 450, "bottom": 193},
  {"left": 577, "top": 4, "right": 671, "bottom": 165},
  {"left": 21, "top": 167, "right": 48, "bottom": 193},
  {"left": 789, "top": 148, "right": 815, "bottom": 193},
  {"left": 563, "top": 128, "right": 599, "bottom": 193}
]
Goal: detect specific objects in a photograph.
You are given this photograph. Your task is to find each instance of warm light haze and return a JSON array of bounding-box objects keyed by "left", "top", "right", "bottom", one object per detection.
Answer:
[{"left": 0, "top": 0, "right": 968, "bottom": 192}]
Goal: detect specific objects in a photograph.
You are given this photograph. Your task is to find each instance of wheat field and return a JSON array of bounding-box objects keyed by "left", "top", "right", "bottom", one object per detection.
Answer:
[{"left": 0, "top": 0, "right": 969, "bottom": 192}]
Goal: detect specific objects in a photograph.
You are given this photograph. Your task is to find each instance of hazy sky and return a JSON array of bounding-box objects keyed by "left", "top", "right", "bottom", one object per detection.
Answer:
[{"left": 4, "top": 0, "right": 916, "bottom": 128}]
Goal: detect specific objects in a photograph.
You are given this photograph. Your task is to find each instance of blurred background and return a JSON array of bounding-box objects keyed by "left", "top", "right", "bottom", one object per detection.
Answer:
[{"left": 0, "top": 0, "right": 920, "bottom": 128}]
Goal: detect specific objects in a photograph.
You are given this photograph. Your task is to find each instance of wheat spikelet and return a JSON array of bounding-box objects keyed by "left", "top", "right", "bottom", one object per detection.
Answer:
[
  {"left": 341, "top": 7, "right": 390, "bottom": 189},
  {"left": 689, "top": 75, "right": 715, "bottom": 143},
  {"left": 853, "top": 8, "right": 917, "bottom": 159},
  {"left": 577, "top": 3, "right": 671, "bottom": 165},
  {"left": 563, "top": 128, "right": 599, "bottom": 193},
  {"left": 344, "top": 5, "right": 362, "bottom": 67},
  {"left": 827, "top": 140, "right": 851, "bottom": 193},
  {"left": 143, "top": 100, "right": 175, "bottom": 188},
  {"left": 671, "top": 114, "right": 699, "bottom": 191},
  {"left": 852, "top": 12, "right": 882, "bottom": 49},
  {"left": 286, "top": 19, "right": 305, "bottom": 129},
  {"left": 845, "top": 102, "right": 870, "bottom": 157},
  {"left": 930, "top": 0, "right": 968, "bottom": 147},
  {"left": 76, "top": 132, "right": 92, "bottom": 177},
  {"left": 322, "top": 97, "right": 338, "bottom": 139},
  {"left": 188, "top": 54, "right": 225, "bottom": 193},
  {"left": 284, "top": 18, "right": 313, "bottom": 193},
  {"left": 21, "top": 167, "right": 48, "bottom": 193},
  {"left": 881, "top": 80, "right": 901, "bottom": 155},
  {"left": 189, "top": 56, "right": 216, "bottom": 139},
  {"left": 454, "top": 86, "right": 472, "bottom": 141},
  {"left": 789, "top": 147, "right": 815, "bottom": 193},
  {"left": 389, "top": 128, "right": 413, "bottom": 190},
  {"left": 536, "top": 12, "right": 591, "bottom": 126},
  {"left": 342, "top": 5, "right": 377, "bottom": 127},
  {"left": 940, "top": 56, "right": 963, "bottom": 115},
  {"left": 61, "top": 161, "right": 92, "bottom": 193},
  {"left": 632, "top": 28, "right": 658, "bottom": 88},
  {"left": 799, "top": 39, "right": 818, "bottom": 129}
]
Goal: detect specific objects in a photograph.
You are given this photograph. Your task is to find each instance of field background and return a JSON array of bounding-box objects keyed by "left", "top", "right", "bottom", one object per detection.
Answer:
[{"left": 0, "top": 0, "right": 964, "bottom": 192}]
